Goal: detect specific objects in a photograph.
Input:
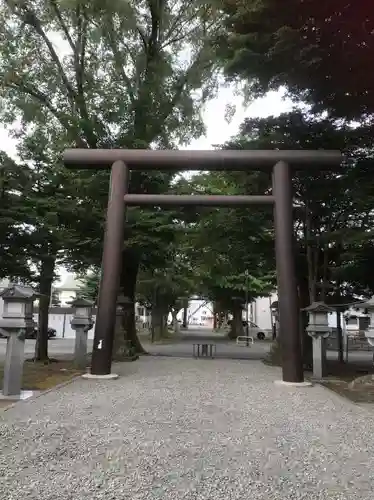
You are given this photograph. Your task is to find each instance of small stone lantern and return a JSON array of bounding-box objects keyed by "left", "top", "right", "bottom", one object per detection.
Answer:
[
  {"left": 357, "top": 296, "right": 374, "bottom": 347},
  {"left": 70, "top": 297, "right": 94, "bottom": 369},
  {"left": 303, "top": 301, "right": 334, "bottom": 379},
  {"left": 0, "top": 285, "right": 37, "bottom": 398}
]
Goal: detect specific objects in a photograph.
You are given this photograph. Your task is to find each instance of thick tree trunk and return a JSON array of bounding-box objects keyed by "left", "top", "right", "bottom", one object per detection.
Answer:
[
  {"left": 35, "top": 256, "right": 55, "bottom": 362},
  {"left": 151, "top": 305, "right": 169, "bottom": 340},
  {"left": 112, "top": 296, "right": 130, "bottom": 360},
  {"left": 228, "top": 304, "right": 244, "bottom": 339},
  {"left": 118, "top": 249, "right": 147, "bottom": 355}
]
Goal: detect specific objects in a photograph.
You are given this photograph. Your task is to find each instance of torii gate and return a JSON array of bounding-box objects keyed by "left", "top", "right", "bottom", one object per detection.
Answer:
[{"left": 64, "top": 149, "right": 342, "bottom": 384}]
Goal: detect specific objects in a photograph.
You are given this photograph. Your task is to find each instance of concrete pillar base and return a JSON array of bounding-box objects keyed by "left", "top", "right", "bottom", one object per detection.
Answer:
[
  {"left": 82, "top": 373, "right": 119, "bottom": 380},
  {"left": 274, "top": 380, "right": 313, "bottom": 387},
  {"left": 0, "top": 390, "right": 35, "bottom": 400}
]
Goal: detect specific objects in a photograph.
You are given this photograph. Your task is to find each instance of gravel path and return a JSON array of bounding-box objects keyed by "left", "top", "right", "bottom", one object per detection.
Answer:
[{"left": 1, "top": 358, "right": 374, "bottom": 499}]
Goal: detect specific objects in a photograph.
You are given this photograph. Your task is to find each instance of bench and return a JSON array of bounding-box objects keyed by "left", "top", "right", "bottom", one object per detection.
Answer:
[
  {"left": 236, "top": 336, "right": 254, "bottom": 346},
  {"left": 193, "top": 343, "right": 216, "bottom": 359}
]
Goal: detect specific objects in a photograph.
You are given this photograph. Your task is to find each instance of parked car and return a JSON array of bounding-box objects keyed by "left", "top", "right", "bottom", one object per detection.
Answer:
[
  {"left": 26, "top": 327, "right": 57, "bottom": 339},
  {"left": 1, "top": 327, "right": 57, "bottom": 339},
  {"left": 228, "top": 320, "right": 268, "bottom": 340}
]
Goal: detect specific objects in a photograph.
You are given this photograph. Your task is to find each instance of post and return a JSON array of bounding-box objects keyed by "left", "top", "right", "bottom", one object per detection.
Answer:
[
  {"left": 273, "top": 161, "right": 304, "bottom": 383},
  {"left": 90, "top": 161, "right": 129, "bottom": 376},
  {"left": 74, "top": 328, "right": 88, "bottom": 369},
  {"left": 313, "top": 336, "right": 327, "bottom": 379},
  {"left": 0, "top": 285, "right": 36, "bottom": 398},
  {"left": 3, "top": 331, "right": 25, "bottom": 396}
]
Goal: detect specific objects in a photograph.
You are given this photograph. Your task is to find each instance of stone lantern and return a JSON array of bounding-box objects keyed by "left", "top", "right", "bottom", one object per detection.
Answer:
[
  {"left": 0, "top": 285, "right": 37, "bottom": 398},
  {"left": 303, "top": 301, "right": 334, "bottom": 379},
  {"left": 357, "top": 296, "right": 374, "bottom": 347},
  {"left": 69, "top": 297, "right": 94, "bottom": 369}
]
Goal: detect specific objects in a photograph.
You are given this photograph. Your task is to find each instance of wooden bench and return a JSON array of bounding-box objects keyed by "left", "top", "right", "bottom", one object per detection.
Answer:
[{"left": 193, "top": 343, "right": 216, "bottom": 359}]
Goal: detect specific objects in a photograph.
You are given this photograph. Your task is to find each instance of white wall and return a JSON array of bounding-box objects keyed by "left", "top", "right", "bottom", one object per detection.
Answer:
[
  {"left": 176, "top": 299, "right": 214, "bottom": 327},
  {"left": 250, "top": 294, "right": 277, "bottom": 330},
  {"left": 34, "top": 312, "right": 96, "bottom": 339}
]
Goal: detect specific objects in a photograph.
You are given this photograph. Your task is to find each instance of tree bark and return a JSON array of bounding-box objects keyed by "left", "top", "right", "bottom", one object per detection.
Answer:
[
  {"left": 335, "top": 245, "right": 344, "bottom": 363},
  {"left": 151, "top": 303, "right": 169, "bottom": 340},
  {"left": 111, "top": 293, "right": 131, "bottom": 360},
  {"left": 118, "top": 249, "right": 147, "bottom": 355},
  {"left": 298, "top": 271, "right": 313, "bottom": 369},
  {"left": 228, "top": 304, "right": 244, "bottom": 339},
  {"left": 302, "top": 212, "right": 315, "bottom": 368},
  {"left": 35, "top": 256, "right": 55, "bottom": 362}
]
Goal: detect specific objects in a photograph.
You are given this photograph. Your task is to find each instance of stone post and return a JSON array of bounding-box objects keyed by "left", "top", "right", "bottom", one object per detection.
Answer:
[
  {"left": 303, "top": 301, "right": 334, "bottom": 379},
  {"left": 0, "top": 285, "right": 37, "bottom": 398},
  {"left": 70, "top": 298, "right": 94, "bottom": 369}
]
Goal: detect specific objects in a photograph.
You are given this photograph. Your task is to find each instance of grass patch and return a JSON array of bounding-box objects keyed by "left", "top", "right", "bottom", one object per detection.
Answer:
[
  {"left": 321, "top": 380, "right": 374, "bottom": 404},
  {"left": 0, "top": 359, "right": 85, "bottom": 392},
  {"left": 317, "top": 360, "right": 374, "bottom": 404}
]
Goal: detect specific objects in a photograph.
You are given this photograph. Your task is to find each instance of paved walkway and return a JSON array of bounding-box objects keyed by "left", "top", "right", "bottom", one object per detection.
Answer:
[{"left": 1, "top": 358, "right": 374, "bottom": 499}]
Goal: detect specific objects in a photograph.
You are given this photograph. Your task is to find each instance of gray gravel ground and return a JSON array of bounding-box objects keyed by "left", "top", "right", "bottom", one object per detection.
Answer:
[{"left": 1, "top": 357, "right": 374, "bottom": 500}]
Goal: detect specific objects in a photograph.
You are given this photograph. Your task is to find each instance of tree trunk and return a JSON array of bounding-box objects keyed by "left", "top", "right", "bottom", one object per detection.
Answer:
[
  {"left": 336, "top": 307, "right": 344, "bottom": 363},
  {"left": 302, "top": 212, "right": 315, "bottom": 368},
  {"left": 182, "top": 300, "right": 188, "bottom": 328},
  {"left": 228, "top": 304, "right": 244, "bottom": 339},
  {"left": 118, "top": 249, "right": 147, "bottom": 355},
  {"left": 335, "top": 246, "right": 344, "bottom": 363},
  {"left": 35, "top": 256, "right": 55, "bottom": 362},
  {"left": 298, "top": 274, "right": 313, "bottom": 369},
  {"left": 151, "top": 306, "right": 168, "bottom": 340},
  {"left": 171, "top": 309, "right": 180, "bottom": 334},
  {"left": 112, "top": 295, "right": 130, "bottom": 360},
  {"left": 213, "top": 301, "right": 218, "bottom": 329}
]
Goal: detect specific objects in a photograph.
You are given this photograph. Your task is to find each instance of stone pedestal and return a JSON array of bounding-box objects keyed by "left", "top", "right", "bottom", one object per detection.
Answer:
[
  {"left": 311, "top": 334, "right": 328, "bottom": 379},
  {"left": 3, "top": 330, "right": 26, "bottom": 396},
  {"left": 74, "top": 327, "right": 88, "bottom": 369}
]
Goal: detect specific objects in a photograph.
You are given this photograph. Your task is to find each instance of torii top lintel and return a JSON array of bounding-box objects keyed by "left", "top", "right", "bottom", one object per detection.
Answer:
[{"left": 64, "top": 149, "right": 343, "bottom": 171}]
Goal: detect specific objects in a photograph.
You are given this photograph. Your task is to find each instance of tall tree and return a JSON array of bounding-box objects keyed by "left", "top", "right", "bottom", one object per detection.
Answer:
[
  {"left": 184, "top": 170, "right": 276, "bottom": 338},
  {"left": 0, "top": 0, "right": 224, "bottom": 353},
  {"left": 223, "top": 110, "right": 374, "bottom": 361},
  {"left": 220, "top": 0, "right": 374, "bottom": 120},
  {"left": 0, "top": 151, "right": 33, "bottom": 282}
]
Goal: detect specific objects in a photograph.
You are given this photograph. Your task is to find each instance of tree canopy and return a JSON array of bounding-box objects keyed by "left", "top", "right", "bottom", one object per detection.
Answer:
[{"left": 221, "top": 0, "right": 374, "bottom": 120}]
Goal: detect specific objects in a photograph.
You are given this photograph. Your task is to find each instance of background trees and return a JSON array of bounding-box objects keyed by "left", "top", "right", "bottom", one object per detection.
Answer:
[
  {"left": 221, "top": 0, "right": 374, "bottom": 120},
  {"left": 0, "top": 0, "right": 225, "bottom": 355},
  {"left": 0, "top": 0, "right": 373, "bottom": 367}
]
